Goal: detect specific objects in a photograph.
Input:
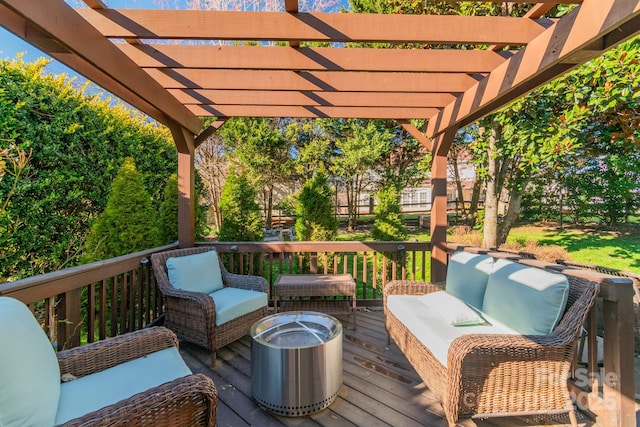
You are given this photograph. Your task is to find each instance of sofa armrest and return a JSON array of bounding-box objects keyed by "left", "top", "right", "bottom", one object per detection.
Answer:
[
  {"left": 57, "top": 373, "right": 217, "bottom": 427},
  {"left": 224, "top": 271, "right": 269, "bottom": 295},
  {"left": 58, "top": 327, "right": 178, "bottom": 379},
  {"left": 383, "top": 280, "right": 445, "bottom": 307},
  {"left": 444, "top": 332, "right": 575, "bottom": 421}
]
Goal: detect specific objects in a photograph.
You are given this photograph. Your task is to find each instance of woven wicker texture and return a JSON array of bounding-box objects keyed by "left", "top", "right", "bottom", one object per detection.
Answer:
[
  {"left": 274, "top": 274, "right": 357, "bottom": 328},
  {"left": 383, "top": 264, "right": 599, "bottom": 427},
  {"left": 151, "top": 247, "right": 268, "bottom": 365},
  {"left": 57, "top": 327, "right": 217, "bottom": 426}
]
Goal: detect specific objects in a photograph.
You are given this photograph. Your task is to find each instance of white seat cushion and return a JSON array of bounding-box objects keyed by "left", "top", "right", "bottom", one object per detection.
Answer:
[
  {"left": 210, "top": 287, "right": 268, "bottom": 326},
  {"left": 387, "top": 294, "right": 518, "bottom": 365},
  {"left": 55, "top": 346, "right": 192, "bottom": 425},
  {"left": 418, "top": 291, "right": 486, "bottom": 326}
]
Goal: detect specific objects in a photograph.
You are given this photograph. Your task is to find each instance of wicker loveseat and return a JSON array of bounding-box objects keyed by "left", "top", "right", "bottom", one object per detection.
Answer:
[
  {"left": 151, "top": 247, "right": 269, "bottom": 366},
  {"left": 0, "top": 296, "right": 217, "bottom": 427},
  {"left": 383, "top": 251, "right": 599, "bottom": 427}
]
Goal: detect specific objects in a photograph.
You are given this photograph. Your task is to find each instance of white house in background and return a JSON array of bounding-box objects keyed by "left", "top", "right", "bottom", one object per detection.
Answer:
[{"left": 355, "top": 153, "right": 477, "bottom": 214}]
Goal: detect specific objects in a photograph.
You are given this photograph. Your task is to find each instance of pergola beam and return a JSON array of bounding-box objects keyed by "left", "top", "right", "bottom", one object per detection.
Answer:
[
  {"left": 187, "top": 105, "right": 440, "bottom": 119},
  {"left": 194, "top": 119, "right": 227, "bottom": 148},
  {"left": 145, "top": 69, "right": 477, "bottom": 93},
  {"left": 398, "top": 120, "right": 433, "bottom": 152},
  {"left": 118, "top": 44, "right": 511, "bottom": 74},
  {"left": 427, "top": 0, "right": 640, "bottom": 138},
  {"left": 169, "top": 89, "right": 456, "bottom": 108},
  {"left": 0, "top": 0, "right": 202, "bottom": 134},
  {"left": 78, "top": 9, "right": 550, "bottom": 45}
]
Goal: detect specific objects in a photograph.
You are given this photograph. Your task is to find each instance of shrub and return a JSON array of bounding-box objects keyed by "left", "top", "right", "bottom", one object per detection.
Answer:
[
  {"left": 295, "top": 171, "right": 338, "bottom": 241},
  {"left": 447, "top": 225, "right": 483, "bottom": 247},
  {"left": 219, "top": 169, "right": 264, "bottom": 242},
  {"left": 372, "top": 186, "right": 407, "bottom": 241},
  {"left": 83, "top": 158, "right": 159, "bottom": 262},
  {"left": 500, "top": 240, "right": 571, "bottom": 264}
]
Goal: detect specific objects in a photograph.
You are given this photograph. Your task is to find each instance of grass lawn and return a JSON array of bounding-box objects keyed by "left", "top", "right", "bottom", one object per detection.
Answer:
[
  {"left": 337, "top": 219, "right": 640, "bottom": 274},
  {"left": 507, "top": 223, "right": 640, "bottom": 273}
]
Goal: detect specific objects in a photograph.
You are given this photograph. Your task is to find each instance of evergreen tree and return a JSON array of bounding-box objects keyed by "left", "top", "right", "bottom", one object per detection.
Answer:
[
  {"left": 295, "top": 171, "right": 338, "bottom": 241},
  {"left": 372, "top": 186, "right": 407, "bottom": 241},
  {"left": 157, "top": 174, "right": 179, "bottom": 244},
  {"left": 83, "top": 158, "right": 158, "bottom": 262},
  {"left": 219, "top": 169, "right": 264, "bottom": 242}
]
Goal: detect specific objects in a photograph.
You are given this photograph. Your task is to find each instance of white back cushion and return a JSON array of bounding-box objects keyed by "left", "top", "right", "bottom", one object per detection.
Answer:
[
  {"left": 0, "top": 297, "right": 60, "bottom": 427},
  {"left": 482, "top": 258, "right": 569, "bottom": 335},
  {"left": 445, "top": 251, "right": 494, "bottom": 309}
]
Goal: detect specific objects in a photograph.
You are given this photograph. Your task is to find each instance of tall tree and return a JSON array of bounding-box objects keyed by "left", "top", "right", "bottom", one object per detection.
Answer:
[
  {"left": 83, "top": 158, "right": 158, "bottom": 262},
  {"left": 329, "top": 119, "right": 393, "bottom": 231},
  {"left": 195, "top": 130, "right": 228, "bottom": 234},
  {"left": 219, "top": 117, "right": 293, "bottom": 228}
]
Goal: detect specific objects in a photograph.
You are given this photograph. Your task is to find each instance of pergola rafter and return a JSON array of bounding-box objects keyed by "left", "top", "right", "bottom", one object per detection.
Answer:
[{"left": 3, "top": 1, "right": 635, "bottom": 133}]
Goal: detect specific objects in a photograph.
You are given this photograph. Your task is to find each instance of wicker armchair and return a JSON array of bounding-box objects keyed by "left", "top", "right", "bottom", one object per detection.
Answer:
[
  {"left": 383, "top": 266, "right": 599, "bottom": 427},
  {"left": 0, "top": 296, "right": 216, "bottom": 427},
  {"left": 57, "top": 327, "right": 218, "bottom": 426},
  {"left": 151, "top": 247, "right": 269, "bottom": 366}
]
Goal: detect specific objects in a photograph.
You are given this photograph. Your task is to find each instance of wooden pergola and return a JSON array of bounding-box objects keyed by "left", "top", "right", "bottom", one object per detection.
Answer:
[{"left": 1, "top": 0, "right": 639, "bottom": 280}]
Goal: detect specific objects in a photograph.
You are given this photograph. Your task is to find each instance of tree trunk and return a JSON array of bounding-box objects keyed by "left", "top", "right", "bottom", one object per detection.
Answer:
[
  {"left": 483, "top": 126, "right": 500, "bottom": 249},
  {"left": 265, "top": 185, "right": 273, "bottom": 229},
  {"left": 346, "top": 182, "right": 356, "bottom": 231},
  {"left": 450, "top": 153, "right": 467, "bottom": 219},
  {"left": 498, "top": 191, "right": 522, "bottom": 245},
  {"left": 466, "top": 179, "right": 483, "bottom": 226}
]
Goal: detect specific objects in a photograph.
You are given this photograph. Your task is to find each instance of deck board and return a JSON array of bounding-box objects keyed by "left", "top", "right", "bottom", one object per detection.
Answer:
[{"left": 180, "top": 310, "right": 596, "bottom": 427}]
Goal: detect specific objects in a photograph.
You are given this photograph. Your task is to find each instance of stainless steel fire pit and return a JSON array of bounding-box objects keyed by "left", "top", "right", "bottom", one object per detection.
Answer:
[{"left": 251, "top": 311, "right": 343, "bottom": 416}]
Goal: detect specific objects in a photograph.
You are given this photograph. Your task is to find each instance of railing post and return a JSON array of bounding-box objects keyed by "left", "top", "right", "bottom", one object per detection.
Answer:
[
  {"left": 57, "top": 288, "right": 82, "bottom": 350},
  {"left": 601, "top": 277, "right": 635, "bottom": 427}
]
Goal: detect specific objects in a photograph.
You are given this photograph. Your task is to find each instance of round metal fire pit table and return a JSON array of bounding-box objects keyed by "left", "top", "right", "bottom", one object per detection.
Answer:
[{"left": 251, "top": 311, "right": 343, "bottom": 416}]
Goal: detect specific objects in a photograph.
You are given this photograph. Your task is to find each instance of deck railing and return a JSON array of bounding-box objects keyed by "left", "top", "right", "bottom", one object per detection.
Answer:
[
  {"left": 199, "top": 240, "right": 432, "bottom": 304},
  {"left": 0, "top": 240, "right": 430, "bottom": 348},
  {"left": 0, "top": 240, "right": 635, "bottom": 426}
]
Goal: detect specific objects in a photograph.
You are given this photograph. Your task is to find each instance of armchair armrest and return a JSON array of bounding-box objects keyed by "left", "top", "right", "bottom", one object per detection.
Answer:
[
  {"left": 58, "top": 373, "right": 217, "bottom": 427},
  {"left": 224, "top": 271, "right": 269, "bottom": 295},
  {"left": 58, "top": 327, "right": 178, "bottom": 378}
]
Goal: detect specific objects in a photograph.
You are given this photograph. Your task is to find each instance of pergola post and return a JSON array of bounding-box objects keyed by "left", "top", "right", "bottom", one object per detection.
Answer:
[
  {"left": 430, "top": 130, "right": 456, "bottom": 282},
  {"left": 168, "top": 123, "right": 196, "bottom": 248}
]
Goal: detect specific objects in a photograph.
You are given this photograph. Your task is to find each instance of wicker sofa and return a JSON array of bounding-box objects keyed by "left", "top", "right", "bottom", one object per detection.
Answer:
[
  {"left": 0, "top": 296, "right": 217, "bottom": 427},
  {"left": 151, "top": 247, "right": 269, "bottom": 366},
  {"left": 383, "top": 251, "right": 599, "bottom": 427}
]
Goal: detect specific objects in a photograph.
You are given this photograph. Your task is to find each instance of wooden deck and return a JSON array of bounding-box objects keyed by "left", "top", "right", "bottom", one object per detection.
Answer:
[{"left": 180, "top": 310, "right": 599, "bottom": 427}]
